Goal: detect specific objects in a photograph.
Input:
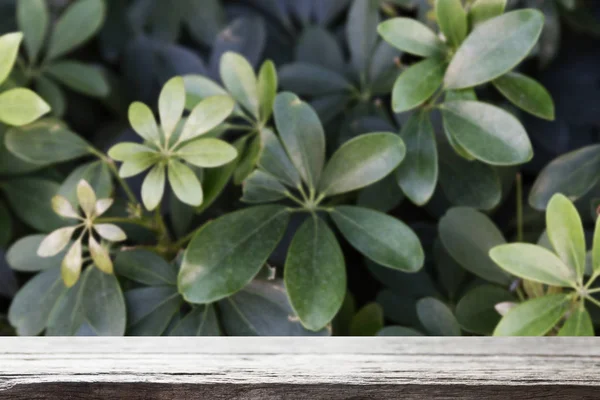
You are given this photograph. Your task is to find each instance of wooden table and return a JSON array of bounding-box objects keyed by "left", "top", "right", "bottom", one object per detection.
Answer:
[{"left": 0, "top": 337, "right": 598, "bottom": 399}]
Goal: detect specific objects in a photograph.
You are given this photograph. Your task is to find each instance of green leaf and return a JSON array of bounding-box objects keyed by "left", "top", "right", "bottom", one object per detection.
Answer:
[
  {"left": 88, "top": 235, "right": 113, "bottom": 274},
  {"left": 558, "top": 307, "right": 594, "bottom": 336},
  {"left": 46, "top": 275, "right": 85, "bottom": 336},
  {"left": 8, "top": 267, "right": 66, "bottom": 335},
  {"left": 377, "top": 18, "right": 446, "bottom": 57},
  {"left": 5, "top": 119, "right": 90, "bottom": 165},
  {"left": 0, "top": 126, "right": 41, "bottom": 175},
  {"left": 179, "top": 95, "right": 234, "bottom": 143},
  {"left": 278, "top": 63, "right": 353, "bottom": 96},
  {"left": 195, "top": 157, "right": 238, "bottom": 214},
  {"left": 357, "top": 173, "right": 404, "bottom": 213},
  {"left": 469, "top": 0, "right": 506, "bottom": 28},
  {"left": 346, "top": 0, "right": 380, "bottom": 73},
  {"left": 349, "top": 302, "right": 384, "bottom": 336},
  {"left": 233, "top": 134, "right": 262, "bottom": 185},
  {"left": 257, "top": 128, "right": 301, "bottom": 188},
  {"left": 183, "top": 75, "right": 231, "bottom": 110},
  {"left": 141, "top": 164, "right": 166, "bottom": 211},
  {"left": 444, "top": 10, "right": 545, "bottom": 89},
  {"left": 168, "top": 160, "right": 203, "bottom": 207},
  {"left": 219, "top": 280, "right": 329, "bottom": 336},
  {"left": 492, "top": 72, "right": 554, "bottom": 120},
  {"left": 455, "top": 285, "right": 514, "bottom": 335},
  {"left": 108, "top": 142, "right": 156, "bottom": 161},
  {"left": 296, "top": 26, "right": 344, "bottom": 71},
  {"left": 169, "top": 305, "right": 220, "bottom": 336},
  {"left": 593, "top": 216, "right": 600, "bottom": 274},
  {"left": 257, "top": 60, "right": 277, "bottom": 123},
  {"left": 1, "top": 178, "right": 66, "bottom": 232},
  {"left": 396, "top": 112, "right": 438, "bottom": 205},
  {"left": 416, "top": 297, "right": 461, "bottom": 336},
  {"left": 128, "top": 102, "right": 160, "bottom": 144},
  {"left": 7, "top": 235, "right": 66, "bottom": 272},
  {"left": 529, "top": 145, "right": 600, "bottom": 210},
  {"left": 285, "top": 215, "right": 346, "bottom": 331},
  {"left": 46, "top": 0, "right": 106, "bottom": 60},
  {"left": 17, "top": 0, "right": 48, "bottom": 64},
  {"left": 0, "top": 88, "right": 51, "bottom": 126},
  {"left": 439, "top": 207, "right": 511, "bottom": 285},
  {"left": 220, "top": 52, "right": 259, "bottom": 118},
  {"left": 490, "top": 243, "right": 577, "bottom": 287},
  {"left": 0, "top": 32, "right": 22, "bottom": 86},
  {"left": 176, "top": 138, "right": 237, "bottom": 168},
  {"left": 443, "top": 90, "right": 477, "bottom": 160},
  {"left": 36, "top": 76, "right": 66, "bottom": 118},
  {"left": 126, "top": 286, "right": 182, "bottom": 336},
  {"left": 46, "top": 61, "right": 109, "bottom": 97},
  {"left": 61, "top": 238, "right": 82, "bottom": 288},
  {"left": 179, "top": 205, "right": 289, "bottom": 303},
  {"left": 546, "top": 194, "right": 586, "bottom": 281},
  {"left": 392, "top": 57, "right": 445, "bottom": 113},
  {"left": 80, "top": 267, "right": 126, "bottom": 335},
  {"left": 274, "top": 92, "right": 325, "bottom": 189},
  {"left": 440, "top": 100, "right": 532, "bottom": 165},
  {"left": 319, "top": 133, "right": 406, "bottom": 197},
  {"left": 494, "top": 294, "right": 570, "bottom": 336},
  {"left": 241, "top": 170, "right": 287, "bottom": 203},
  {"left": 331, "top": 206, "right": 424, "bottom": 272},
  {"left": 436, "top": 0, "right": 467, "bottom": 48},
  {"left": 332, "top": 290, "right": 355, "bottom": 336},
  {"left": 159, "top": 76, "right": 185, "bottom": 141}
]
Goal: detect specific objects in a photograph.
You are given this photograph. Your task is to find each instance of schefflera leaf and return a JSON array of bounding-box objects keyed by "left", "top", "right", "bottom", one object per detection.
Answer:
[
  {"left": 330, "top": 206, "right": 424, "bottom": 272},
  {"left": 377, "top": 18, "right": 447, "bottom": 57},
  {"left": 444, "top": 9, "right": 545, "bottom": 89},
  {"left": 178, "top": 205, "right": 290, "bottom": 304},
  {"left": 435, "top": 0, "right": 468, "bottom": 48},
  {"left": 318, "top": 133, "right": 406, "bottom": 197},
  {"left": 492, "top": 72, "right": 555, "bottom": 121},
  {"left": 558, "top": 307, "right": 594, "bottom": 336},
  {"left": 285, "top": 215, "right": 346, "bottom": 331},
  {"left": 494, "top": 294, "right": 570, "bottom": 336},
  {"left": 0, "top": 32, "right": 23, "bottom": 85},
  {"left": 392, "top": 57, "right": 446, "bottom": 113}
]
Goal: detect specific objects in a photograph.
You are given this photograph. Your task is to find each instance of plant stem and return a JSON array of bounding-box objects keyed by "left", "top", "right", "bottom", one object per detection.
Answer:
[
  {"left": 154, "top": 206, "right": 171, "bottom": 245},
  {"left": 88, "top": 147, "right": 138, "bottom": 205},
  {"left": 585, "top": 271, "right": 600, "bottom": 290},
  {"left": 95, "top": 216, "right": 153, "bottom": 230},
  {"left": 586, "top": 287, "right": 600, "bottom": 294},
  {"left": 284, "top": 191, "right": 305, "bottom": 208},
  {"left": 516, "top": 172, "right": 523, "bottom": 242}
]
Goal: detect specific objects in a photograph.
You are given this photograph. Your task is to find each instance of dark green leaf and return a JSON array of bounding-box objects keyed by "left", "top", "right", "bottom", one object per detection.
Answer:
[
  {"left": 36, "top": 76, "right": 66, "bottom": 117},
  {"left": 377, "top": 326, "right": 424, "bottom": 336},
  {"left": 357, "top": 172, "right": 404, "bottom": 213},
  {"left": 115, "top": 249, "right": 177, "bottom": 286},
  {"left": 416, "top": 297, "right": 461, "bottom": 336},
  {"left": 46, "top": 61, "right": 110, "bottom": 97},
  {"left": 126, "top": 286, "right": 182, "bottom": 336},
  {"left": 455, "top": 285, "right": 514, "bottom": 335},
  {"left": 7, "top": 235, "right": 66, "bottom": 272},
  {"left": 241, "top": 170, "right": 287, "bottom": 203},
  {"left": 278, "top": 63, "right": 353, "bottom": 96},
  {"left": 492, "top": 72, "right": 554, "bottom": 120},
  {"left": 295, "top": 27, "right": 344, "bottom": 71},
  {"left": 468, "top": 0, "right": 506, "bottom": 28},
  {"left": 169, "top": 305, "right": 220, "bottom": 336},
  {"left": 17, "top": 0, "right": 48, "bottom": 63},
  {"left": 257, "top": 128, "right": 301, "bottom": 187},
  {"left": 349, "top": 302, "right": 384, "bottom": 336},
  {"left": 346, "top": 0, "right": 380, "bottom": 73}
]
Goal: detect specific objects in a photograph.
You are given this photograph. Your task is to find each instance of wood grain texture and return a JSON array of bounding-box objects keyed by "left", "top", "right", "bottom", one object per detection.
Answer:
[{"left": 1, "top": 337, "right": 599, "bottom": 399}]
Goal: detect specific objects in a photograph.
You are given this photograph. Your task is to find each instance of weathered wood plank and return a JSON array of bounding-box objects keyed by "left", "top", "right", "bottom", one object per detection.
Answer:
[{"left": 1, "top": 338, "right": 599, "bottom": 399}]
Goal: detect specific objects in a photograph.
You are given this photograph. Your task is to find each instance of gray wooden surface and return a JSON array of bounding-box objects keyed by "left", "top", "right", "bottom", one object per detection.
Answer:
[{"left": 0, "top": 337, "right": 598, "bottom": 399}]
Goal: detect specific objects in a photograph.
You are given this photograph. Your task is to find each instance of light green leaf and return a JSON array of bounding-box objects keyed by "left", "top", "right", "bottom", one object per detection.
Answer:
[
  {"left": 469, "top": 0, "right": 506, "bottom": 28},
  {"left": 179, "top": 95, "right": 234, "bottom": 142},
  {"left": 46, "top": 0, "right": 106, "bottom": 61},
  {"left": 5, "top": 119, "right": 90, "bottom": 164},
  {"left": 115, "top": 249, "right": 177, "bottom": 286},
  {"left": 392, "top": 57, "right": 445, "bottom": 113},
  {"left": 558, "top": 307, "right": 594, "bottom": 336},
  {"left": 38, "top": 227, "right": 76, "bottom": 257},
  {"left": 128, "top": 102, "right": 161, "bottom": 144},
  {"left": 141, "top": 164, "right": 166, "bottom": 211},
  {"left": 76, "top": 179, "right": 96, "bottom": 218},
  {"left": 493, "top": 72, "right": 555, "bottom": 120},
  {"left": 285, "top": 215, "right": 346, "bottom": 331},
  {"left": 455, "top": 285, "right": 514, "bottom": 335},
  {"left": 8, "top": 267, "right": 66, "bottom": 335},
  {"left": 396, "top": 111, "right": 438, "bottom": 205},
  {"left": 444, "top": 10, "right": 545, "bottom": 89},
  {"left": 494, "top": 294, "right": 569, "bottom": 336},
  {"left": 377, "top": 18, "right": 447, "bottom": 57},
  {"left": 94, "top": 224, "right": 126, "bottom": 242},
  {"left": 168, "top": 160, "right": 203, "bottom": 207},
  {"left": 61, "top": 238, "right": 82, "bottom": 288},
  {"left": 0, "top": 32, "right": 23, "bottom": 86},
  {"left": 593, "top": 216, "right": 600, "bottom": 273},
  {"left": 274, "top": 92, "right": 325, "bottom": 189},
  {"left": 159, "top": 76, "right": 185, "bottom": 140},
  {"left": 176, "top": 138, "right": 237, "bottom": 168},
  {"left": 179, "top": 205, "right": 289, "bottom": 303},
  {"left": 17, "top": 0, "right": 48, "bottom": 63},
  {"left": 126, "top": 286, "right": 182, "bottom": 336},
  {"left": 257, "top": 60, "right": 277, "bottom": 123},
  {"left": 46, "top": 61, "right": 109, "bottom": 97},
  {"left": 108, "top": 142, "right": 156, "bottom": 161},
  {"left": 182, "top": 75, "right": 230, "bottom": 109},
  {"left": 257, "top": 128, "right": 301, "bottom": 187},
  {"left": 241, "top": 170, "right": 287, "bottom": 204},
  {"left": 546, "top": 194, "right": 586, "bottom": 282},
  {"left": 0, "top": 88, "right": 51, "bottom": 126},
  {"left": 416, "top": 297, "right": 461, "bottom": 336},
  {"left": 119, "top": 154, "right": 158, "bottom": 178},
  {"left": 529, "top": 145, "right": 600, "bottom": 210},
  {"left": 440, "top": 100, "right": 532, "bottom": 165},
  {"left": 349, "top": 302, "right": 384, "bottom": 336},
  {"left": 489, "top": 243, "right": 577, "bottom": 287},
  {"left": 436, "top": 0, "right": 467, "bottom": 48},
  {"left": 169, "top": 305, "right": 220, "bottom": 336},
  {"left": 51, "top": 195, "right": 79, "bottom": 219},
  {"left": 88, "top": 235, "right": 113, "bottom": 274},
  {"left": 82, "top": 267, "right": 126, "bottom": 336},
  {"left": 331, "top": 206, "right": 423, "bottom": 272},
  {"left": 439, "top": 207, "right": 511, "bottom": 285},
  {"left": 319, "top": 133, "right": 405, "bottom": 197},
  {"left": 220, "top": 52, "right": 259, "bottom": 118}
]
